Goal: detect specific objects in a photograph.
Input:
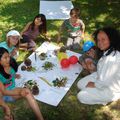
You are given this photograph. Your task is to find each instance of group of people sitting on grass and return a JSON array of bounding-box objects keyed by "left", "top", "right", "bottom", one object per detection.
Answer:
[{"left": 0, "top": 7, "right": 120, "bottom": 120}]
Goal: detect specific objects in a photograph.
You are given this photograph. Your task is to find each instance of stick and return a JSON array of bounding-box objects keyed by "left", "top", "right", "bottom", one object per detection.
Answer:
[{"left": 39, "top": 77, "right": 53, "bottom": 86}]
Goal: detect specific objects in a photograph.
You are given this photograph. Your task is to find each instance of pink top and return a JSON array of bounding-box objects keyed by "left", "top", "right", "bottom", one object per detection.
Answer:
[{"left": 23, "top": 25, "right": 40, "bottom": 40}]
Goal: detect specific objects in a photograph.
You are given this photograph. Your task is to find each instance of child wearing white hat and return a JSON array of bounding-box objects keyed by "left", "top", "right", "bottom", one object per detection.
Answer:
[{"left": 0, "top": 30, "right": 20, "bottom": 59}]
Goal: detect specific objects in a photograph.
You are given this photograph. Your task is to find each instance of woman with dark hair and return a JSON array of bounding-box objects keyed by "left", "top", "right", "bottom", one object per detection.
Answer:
[
  {"left": 20, "top": 14, "right": 50, "bottom": 51},
  {"left": 77, "top": 27, "right": 120, "bottom": 105},
  {"left": 0, "top": 47, "right": 44, "bottom": 120}
]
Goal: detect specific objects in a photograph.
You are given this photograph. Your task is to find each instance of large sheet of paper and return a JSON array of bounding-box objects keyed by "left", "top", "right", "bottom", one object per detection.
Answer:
[
  {"left": 39, "top": 1, "right": 73, "bottom": 19},
  {"left": 16, "top": 42, "right": 82, "bottom": 106}
]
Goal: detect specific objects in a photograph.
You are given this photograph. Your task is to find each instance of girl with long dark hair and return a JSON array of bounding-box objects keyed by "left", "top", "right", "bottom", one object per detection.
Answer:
[
  {"left": 20, "top": 14, "right": 50, "bottom": 51},
  {"left": 0, "top": 47, "right": 44, "bottom": 120}
]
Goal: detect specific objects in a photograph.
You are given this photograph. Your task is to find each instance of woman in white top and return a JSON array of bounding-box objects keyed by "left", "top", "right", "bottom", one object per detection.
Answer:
[{"left": 77, "top": 27, "right": 120, "bottom": 105}]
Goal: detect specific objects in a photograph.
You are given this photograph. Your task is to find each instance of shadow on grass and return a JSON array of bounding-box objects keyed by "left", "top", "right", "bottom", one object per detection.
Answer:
[
  {"left": 0, "top": 0, "right": 39, "bottom": 39},
  {"left": 72, "top": 0, "right": 120, "bottom": 32},
  {"left": 0, "top": 0, "right": 120, "bottom": 120}
]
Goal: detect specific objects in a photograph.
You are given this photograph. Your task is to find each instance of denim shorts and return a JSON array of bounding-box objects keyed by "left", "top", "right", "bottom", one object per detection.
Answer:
[{"left": 3, "top": 96, "right": 15, "bottom": 102}]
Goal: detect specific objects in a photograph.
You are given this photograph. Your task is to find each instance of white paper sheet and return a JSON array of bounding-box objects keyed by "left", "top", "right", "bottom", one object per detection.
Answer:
[
  {"left": 16, "top": 42, "right": 82, "bottom": 106},
  {"left": 39, "top": 1, "right": 73, "bottom": 19}
]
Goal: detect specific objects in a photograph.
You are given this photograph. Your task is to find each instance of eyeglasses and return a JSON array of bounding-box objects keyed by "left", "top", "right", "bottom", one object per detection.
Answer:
[{"left": 10, "top": 36, "right": 20, "bottom": 40}]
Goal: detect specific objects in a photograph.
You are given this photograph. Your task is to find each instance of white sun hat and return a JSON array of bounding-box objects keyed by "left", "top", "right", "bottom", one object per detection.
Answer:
[{"left": 6, "top": 30, "right": 20, "bottom": 37}]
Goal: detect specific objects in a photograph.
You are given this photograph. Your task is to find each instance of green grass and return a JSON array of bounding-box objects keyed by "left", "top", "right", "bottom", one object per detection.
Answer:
[{"left": 0, "top": 0, "right": 120, "bottom": 120}]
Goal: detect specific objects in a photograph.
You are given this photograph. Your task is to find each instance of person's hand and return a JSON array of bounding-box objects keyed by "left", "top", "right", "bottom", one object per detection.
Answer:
[
  {"left": 86, "top": 49, "right": 96, "bottom": 58},
  {"left": 32, "top": 47, "right": 36, "bottom": 52},
  {"left": 10, "top": 48, "right": 17, "bottom": 57},
  {"left": 81, "top": 59, "right": 93, "bottom": 72},
  {"left": 15, "top": 74, "right": 21, "bottom": 79},
  {"left": 85, "top": 58, "right": 96, "bottom": 73},
  {"left": 20, "top": 88, "right": 29, "bottom": 97},
  {"left": 86, "top": 82, "right": 95, "bottom": 88}
]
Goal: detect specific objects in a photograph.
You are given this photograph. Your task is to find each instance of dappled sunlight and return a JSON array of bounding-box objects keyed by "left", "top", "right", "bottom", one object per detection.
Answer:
[
  {"left": 0, "top": 0, "right": 39, "bottom": 36},
  {"left": 96, "top": 14, "right": 108, "bottom": 22},
  {"left": 74, "top": 0, "right": 120, "bottom": 31},
  {"left": 50, "top": 20, "right": 63, "bottom": 27},
  {"left": 84, "top": 32, "right": 93, "bottom": 40},
  {"left": 68, "top": 95, "right": 77, "bottom": 101},
  {"left": 0, "top": 0, "right": 120, "bottom": 120},
  {"left": 48, "top": 30, "right": 58, "bottom": 36},
  {"left": 47, "top": 20, "right": 63, "bottom": 37},
  {"left": 88, "top": 22, "right": 95, "bottom": 28}
]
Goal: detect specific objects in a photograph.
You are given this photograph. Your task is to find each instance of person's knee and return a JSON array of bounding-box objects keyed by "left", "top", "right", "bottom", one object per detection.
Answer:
[
  {"left": 77, "top": 80, "right": 81, "bottom": 89},
  {"left": 77, "top": 80, "right": 85, "bottom": 90},
  {"left": 77, "top": 91, "right": 87, "bottom": 104},
  {"left": 21, "top": 88, "right": 32, "bottom": 98},
  {"left": 77, "top": 90, "right": 92, "bottom": 104},
  {"left": 24, "top": 88, "right": 31, "bottom": 95}
]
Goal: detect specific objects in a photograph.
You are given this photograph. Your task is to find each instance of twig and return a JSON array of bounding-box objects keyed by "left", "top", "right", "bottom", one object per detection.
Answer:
[{"left": 39, "top": 77, "right": 53, "bottom": 86}]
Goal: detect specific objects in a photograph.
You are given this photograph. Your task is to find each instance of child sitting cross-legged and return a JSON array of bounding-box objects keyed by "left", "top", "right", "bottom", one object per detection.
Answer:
[{"left": 57, "top": 8, "right": 85, "bottom": 50}]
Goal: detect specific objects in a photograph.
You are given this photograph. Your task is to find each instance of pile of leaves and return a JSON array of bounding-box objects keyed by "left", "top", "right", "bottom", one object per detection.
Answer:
[
  {"left": 52, "top": 77, "right": 68, "bottom": 87},
  {"left": 24, "top": 80, "right": 39, "bottom": 95},
  {"left": 42, "top": 61, "right": 54, "bottom": 70},
  {"left": 21, "top": 58, "right": 36, "bottom": 72},
  {"left": 39, "top": 53, "right": 47, "bottom": 60}
]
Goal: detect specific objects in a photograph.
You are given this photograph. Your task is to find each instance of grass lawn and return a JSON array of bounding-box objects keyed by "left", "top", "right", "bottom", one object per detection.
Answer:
[{"left": 0, "top": 0, "right": 120, "bottom": 120}]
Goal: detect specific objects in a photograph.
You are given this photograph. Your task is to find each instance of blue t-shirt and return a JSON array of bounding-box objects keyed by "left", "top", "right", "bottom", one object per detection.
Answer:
[
  {"left": 0, "top": 67, "right": 16, "bottom": 90},
  {"left": 0, "top": 41, "right": 15, "bottom": 53}
]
